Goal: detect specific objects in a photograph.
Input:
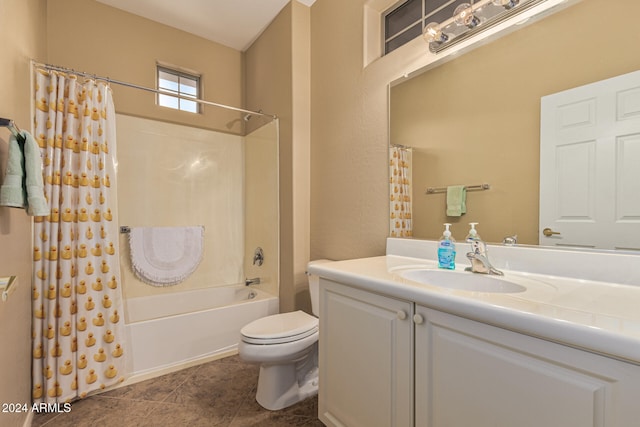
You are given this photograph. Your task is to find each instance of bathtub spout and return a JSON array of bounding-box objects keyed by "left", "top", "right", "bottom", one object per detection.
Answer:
[{"left": 245, "top": 277, "right": 261, "bottom": 286}]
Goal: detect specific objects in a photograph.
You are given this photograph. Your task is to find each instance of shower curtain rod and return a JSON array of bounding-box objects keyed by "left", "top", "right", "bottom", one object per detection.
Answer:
[{"left": 31, "top": 61, "right": 277, "bottom": 120}]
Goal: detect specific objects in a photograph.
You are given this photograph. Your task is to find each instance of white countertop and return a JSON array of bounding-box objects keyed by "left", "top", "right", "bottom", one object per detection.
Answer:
[{"left": 308, "top": 251, "right": 640, "bottom": 365}]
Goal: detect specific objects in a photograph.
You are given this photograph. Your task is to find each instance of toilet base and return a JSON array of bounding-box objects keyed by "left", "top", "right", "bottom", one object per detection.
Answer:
[{"left": 255, "top": 343, "right": 318, "bottom": 410}]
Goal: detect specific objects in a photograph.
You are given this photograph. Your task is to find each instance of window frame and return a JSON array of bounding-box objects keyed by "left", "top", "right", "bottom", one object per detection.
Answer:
[
  {"left": 382, "top": 0, "right": 423, "bottom": 55},
  {"left": 383, "top": 0, "right": 462, "bottom": 55},
  {"left": 156, "top": 65, "right": 202, "bottom": 114}
]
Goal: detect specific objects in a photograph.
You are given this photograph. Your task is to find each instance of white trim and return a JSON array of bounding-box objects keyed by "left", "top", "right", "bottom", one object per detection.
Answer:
[{"left": 364, "top": 0, "right": 399, "bottom": 67}]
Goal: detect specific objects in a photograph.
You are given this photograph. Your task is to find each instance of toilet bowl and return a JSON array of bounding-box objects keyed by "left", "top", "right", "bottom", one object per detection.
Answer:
[
  {"left": 238, "top": 259, "right": 330, "bottom": 411},
  {"left": 239, "top": 310, "right": 319, "bottom": 410}
]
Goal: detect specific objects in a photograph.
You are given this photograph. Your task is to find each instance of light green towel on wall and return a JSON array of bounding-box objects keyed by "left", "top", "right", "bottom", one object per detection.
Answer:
[
  {"left": 0, "top": 131, "right": 49, "bottom": 216},
  {"left": 446, "top": 185, "right": 466, "bottom": 217}
]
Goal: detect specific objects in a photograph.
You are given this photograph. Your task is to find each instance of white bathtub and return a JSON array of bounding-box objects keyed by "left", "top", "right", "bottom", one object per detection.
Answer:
[{"left": 125, "top": 286, "right": 278, "bottom": 378}]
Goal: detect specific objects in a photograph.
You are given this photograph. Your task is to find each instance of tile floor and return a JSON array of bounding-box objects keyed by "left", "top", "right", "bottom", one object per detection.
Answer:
[{"left": 32, "top": 355, "right": 323, "bottom": 427}]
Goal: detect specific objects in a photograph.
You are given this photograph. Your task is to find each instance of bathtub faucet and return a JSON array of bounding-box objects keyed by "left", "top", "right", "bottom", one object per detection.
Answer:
[{"left": 245, "top": 277, "right": 261, "bottom": 286}]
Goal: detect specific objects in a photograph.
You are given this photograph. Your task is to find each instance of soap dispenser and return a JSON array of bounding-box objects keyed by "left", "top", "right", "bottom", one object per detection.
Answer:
[
  {"left": 438, "top": 223, "right": 456, "bottom": 270},
  {"left": 466, "top": 222, "right": 480, "bottom": 242},
  {"left": 466, "top": 222, "right": 482, "bottom": 254}
]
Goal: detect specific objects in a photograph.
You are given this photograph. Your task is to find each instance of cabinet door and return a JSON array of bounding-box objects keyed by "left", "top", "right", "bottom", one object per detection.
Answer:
[
  {"left": 319, "top": 279, "right": 413, "bottom": 427},
  {"left": 415, "top": 306, "right": 640, "bottom": 427}
]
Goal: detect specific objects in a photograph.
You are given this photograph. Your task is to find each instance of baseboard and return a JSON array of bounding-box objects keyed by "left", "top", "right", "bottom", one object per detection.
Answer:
[
  {"left": 106, "top": 348, "right": 238, "bottom": 391},
  {"left": 23, "top": 411, "right": 33, "bottom": 427}
]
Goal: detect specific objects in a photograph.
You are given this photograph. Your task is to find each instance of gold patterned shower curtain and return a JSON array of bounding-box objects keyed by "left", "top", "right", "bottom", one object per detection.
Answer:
[
  {"left": 389, "top": 146, "right": 412, "bottom": 237},
  {"left": 32, "top": 68, "right": 126, "bottom": 403}
]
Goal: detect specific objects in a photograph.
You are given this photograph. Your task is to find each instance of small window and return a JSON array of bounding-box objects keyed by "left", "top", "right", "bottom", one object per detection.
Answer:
[
  {"left": 157, "top": 66, "right": 201, "bottom": 113},
  {"left": 384, "top": 0, "right": 466, "bottom": 55},
  {"left": 384, "top": 0, "right": 423, "bottom": 55}
]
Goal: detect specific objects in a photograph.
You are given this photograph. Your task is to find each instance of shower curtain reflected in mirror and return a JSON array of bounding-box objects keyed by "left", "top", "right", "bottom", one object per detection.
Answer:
[
  {"left": 389, "top": 146, "right": 413, "bottom": 238},
  {"left": 32, "top": 68, "right": 127, "bottom": 403}
]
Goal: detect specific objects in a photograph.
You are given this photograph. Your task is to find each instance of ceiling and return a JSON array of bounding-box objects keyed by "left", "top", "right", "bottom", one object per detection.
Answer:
[{"left": 96, "top": 0, "right": 315, "bottom": 52}]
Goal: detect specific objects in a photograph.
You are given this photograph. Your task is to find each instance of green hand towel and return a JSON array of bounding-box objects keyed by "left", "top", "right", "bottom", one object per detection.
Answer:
[
  {"left": 0, "top": 131, "right": 49, "bottom": 216},
  {"left": 0, "top": 132, "right": 27, "bottom": 209},
  {"left": 446, "top": 185, "right": 466, "bottom": 217},
  {"left": 23, "top": 131, "right": 49, "bottom": 216}
]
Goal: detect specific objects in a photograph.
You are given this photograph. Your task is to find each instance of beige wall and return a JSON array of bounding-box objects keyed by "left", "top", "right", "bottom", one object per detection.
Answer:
[
  {"left": 0, "top": 2, "right": 47, "bottom": 425},
  {"left": 245, "top": 2, "right": 312, "bottom": 313},
  {"left": 291, "top": 3, "right": 312, "bottom": 312},
  {"left": 309, "top": 0, "right": 640, "bottom": 257},
  {"left": 391, "top": 0, "right": 640, "bottom": 245},
  {"left": 46, "top": 0, "right": 243, "bottom": 134},
  {"left": 310, "top": 0, "right": 393, "bottom": 260}
]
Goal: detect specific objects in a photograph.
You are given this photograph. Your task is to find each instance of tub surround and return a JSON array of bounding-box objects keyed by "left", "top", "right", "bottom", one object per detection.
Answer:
[{"left": 308, "top": 238, "right": 640, "bottom": 365}]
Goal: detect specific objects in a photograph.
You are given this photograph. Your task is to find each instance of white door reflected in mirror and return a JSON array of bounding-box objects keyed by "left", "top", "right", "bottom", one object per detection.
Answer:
[{"left": 540, "top": 70, "right": 640, "bottom": 251}]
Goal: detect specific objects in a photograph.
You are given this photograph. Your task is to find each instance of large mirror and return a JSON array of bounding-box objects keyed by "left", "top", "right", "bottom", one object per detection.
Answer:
[{"left": 390, "top": 0, "right": 640, "bottom": 248}]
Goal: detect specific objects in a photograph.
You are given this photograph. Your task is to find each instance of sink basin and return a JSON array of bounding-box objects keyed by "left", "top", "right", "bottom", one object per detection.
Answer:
[{"left": 399, "top": 269, "right": 526, "bottom": 293}]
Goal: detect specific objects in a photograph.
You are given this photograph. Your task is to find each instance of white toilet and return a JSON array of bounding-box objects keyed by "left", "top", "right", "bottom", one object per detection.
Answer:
[{"left": 238, "top": 260, "right": 328, "bottom": 410}]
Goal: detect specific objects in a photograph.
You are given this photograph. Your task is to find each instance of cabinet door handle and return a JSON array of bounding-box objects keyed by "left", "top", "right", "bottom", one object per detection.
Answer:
[
  {"left": 413, "top": 314, "right": 424, "bottom": 325},
  {"left": 397, "top": 310, "right": 407, "bottom": 320}
]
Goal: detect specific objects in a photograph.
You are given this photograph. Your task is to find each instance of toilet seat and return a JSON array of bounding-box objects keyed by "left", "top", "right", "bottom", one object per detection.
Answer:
[{"left": 241, "top": 310, "right": 318, "bottom": 345}]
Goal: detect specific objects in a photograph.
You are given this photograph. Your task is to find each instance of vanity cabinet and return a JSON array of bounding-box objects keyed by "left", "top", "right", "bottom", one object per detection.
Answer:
[
  {"left": 319, "top": 279, "right": 414, "bottom": 427},
  {"left": 319, "top": 279, "right": 640, "bottom": 427},
  {"left": 414, "top": 306, "right": 640, "bottom": 426}
]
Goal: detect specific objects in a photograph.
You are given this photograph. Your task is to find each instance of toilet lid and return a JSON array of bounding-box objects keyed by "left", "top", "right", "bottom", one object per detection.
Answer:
[{"left": 241, "top": 310, "right": 318, "bottom": 344}]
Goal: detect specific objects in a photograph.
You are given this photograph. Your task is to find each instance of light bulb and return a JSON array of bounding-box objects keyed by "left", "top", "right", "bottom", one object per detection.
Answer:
[
  {"left": 454, "top": 3, "right": 480, "bottom": 28},
  {"left": 423, "top": 22, "right": 448, "bottom": 44},
  {"left": 492, "top": 0, "right": 519, "bottom": 9}
]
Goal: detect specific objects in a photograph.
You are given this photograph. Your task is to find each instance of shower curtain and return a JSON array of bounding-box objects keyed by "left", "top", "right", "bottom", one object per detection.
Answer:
[
  {"left": 32, "top": 68, "right": 127, "bottom": 403},
  {"left": 389, "top": 146, "right": 412, "bottom": 238}
]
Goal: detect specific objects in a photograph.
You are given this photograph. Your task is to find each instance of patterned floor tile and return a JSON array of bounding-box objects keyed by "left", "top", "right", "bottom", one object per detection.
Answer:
[{"left": 31, "top": 355, "right": 321, "bottom": 427}]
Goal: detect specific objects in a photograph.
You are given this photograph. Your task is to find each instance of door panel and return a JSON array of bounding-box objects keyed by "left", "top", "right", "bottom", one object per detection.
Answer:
[
  {"left": 540, "top": 70, "right": 640, "bottom": 250},
  {"left": 319, "top": 279, "right": 413, "bottom": 427}
]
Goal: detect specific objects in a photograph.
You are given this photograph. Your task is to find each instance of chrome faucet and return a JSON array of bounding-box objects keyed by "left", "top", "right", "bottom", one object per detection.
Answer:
[
  {"left": 502, "top": 234, "right": 518, "bottom": 246},
  {"left": 465, "top": 240, "right": 503, "bottom": 276},
  {"left": 245, "top": 277, "right": 261, "bottom": 286}
]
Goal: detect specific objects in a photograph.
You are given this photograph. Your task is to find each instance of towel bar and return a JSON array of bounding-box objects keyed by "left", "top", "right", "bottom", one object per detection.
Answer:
[
  {"left": 0, "top": 117, "right": 21, "bottom": 137},
  {"left": 120, "top": 225, "right": 205, "bottom": 233},
  {"left": 426, "top": 183, "right": 490, "bottom": 194},
  {"left": 1, "top": 276, "right": 17, "bottom": 302}
]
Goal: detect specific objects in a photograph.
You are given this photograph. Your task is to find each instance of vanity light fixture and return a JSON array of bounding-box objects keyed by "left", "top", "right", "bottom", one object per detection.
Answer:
[
  {"left": 424, "top": 0, "right": 547, "bottom": 54},
  {"left": 423, "top": 22, "right": 449, "bottom": 44},
  {"left": 454, "top": 3, "right": 480, "bottom": 28},
  {"left": 493, "top": 0, "right": 520, "bottom": 9}
]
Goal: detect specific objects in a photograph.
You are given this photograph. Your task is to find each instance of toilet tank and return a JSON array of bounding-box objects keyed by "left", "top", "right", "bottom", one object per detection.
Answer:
[{"left": 307, "top": 259, "right": 332, "bottom": 317}]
